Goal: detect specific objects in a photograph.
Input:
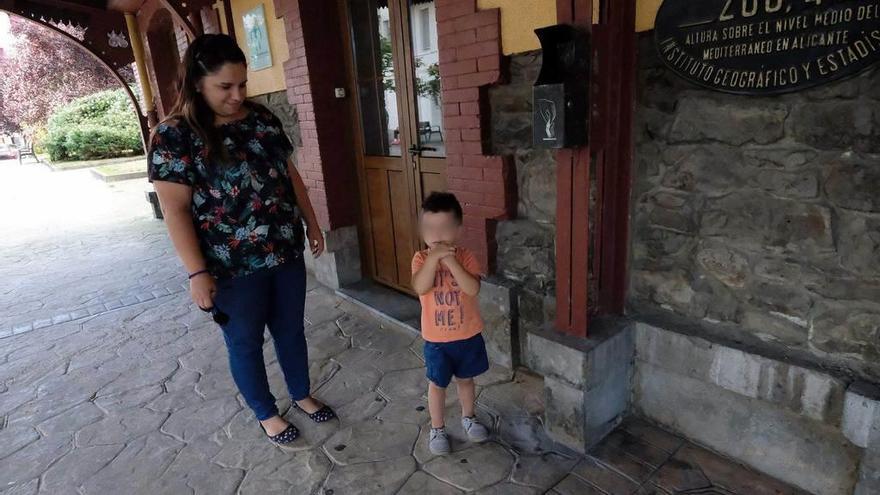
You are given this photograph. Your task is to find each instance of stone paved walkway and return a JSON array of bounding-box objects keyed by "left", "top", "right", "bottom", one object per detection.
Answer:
[
  {"left": 0, "top": 216, "right": 565, "bottom": 494},
  {"left": 0, "top": 161, "right": 808, "bottom": 494}
]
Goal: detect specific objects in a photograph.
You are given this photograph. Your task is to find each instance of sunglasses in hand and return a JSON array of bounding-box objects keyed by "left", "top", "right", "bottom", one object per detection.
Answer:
[{"left": 200, "top": 305, "right": 230, "bottom": 325}]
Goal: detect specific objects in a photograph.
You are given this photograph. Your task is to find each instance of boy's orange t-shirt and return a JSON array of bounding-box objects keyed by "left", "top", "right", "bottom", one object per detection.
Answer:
[{"left": 411, "top": 247, "right": 484, "bottom": 343}]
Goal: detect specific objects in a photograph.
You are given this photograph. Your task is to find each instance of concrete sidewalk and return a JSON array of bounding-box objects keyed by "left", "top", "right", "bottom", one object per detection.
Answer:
[{"left": 0, "top": 216, "right": 807, "bottom": 494}]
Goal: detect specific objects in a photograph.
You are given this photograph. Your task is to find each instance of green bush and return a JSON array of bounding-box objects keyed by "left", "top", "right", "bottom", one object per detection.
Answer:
[
  {"left": 45, "top": 89, "right": 143, "bottom": 161},
  {"left": 23, "top": 124, "right": 48, "bottom": 155}
]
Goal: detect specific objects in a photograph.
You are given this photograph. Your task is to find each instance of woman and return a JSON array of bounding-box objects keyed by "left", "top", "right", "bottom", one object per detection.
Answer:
[{"left": 148, "top": 34, "right": 335, "bottom": 446}]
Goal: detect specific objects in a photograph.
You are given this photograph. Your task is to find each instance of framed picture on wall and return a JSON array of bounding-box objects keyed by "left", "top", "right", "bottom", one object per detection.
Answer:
[{"left": 242, "top": 4, "right": 272, "bottom": 71}]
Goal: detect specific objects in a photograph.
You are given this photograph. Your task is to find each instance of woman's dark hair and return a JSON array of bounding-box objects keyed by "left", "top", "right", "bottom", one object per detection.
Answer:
[
  {"left": 165, "top": 34, "right": 247, "bottom": 161},
  {"left": 421, "top": 192, "right": 463, "bottom": 224}
]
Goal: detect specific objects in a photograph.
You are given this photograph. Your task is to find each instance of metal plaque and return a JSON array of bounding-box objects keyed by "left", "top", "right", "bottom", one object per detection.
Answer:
[{"left": 655, "top": 0, "right": 880, "bottom": 94}]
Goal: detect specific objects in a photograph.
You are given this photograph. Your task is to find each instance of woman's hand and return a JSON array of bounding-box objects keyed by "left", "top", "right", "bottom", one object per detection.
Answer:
[
  {"left": 190, "top": 272, "right": 217, "bottom": 310},
  {"left": 307, "top": 224, "right": 324, "bottom": 258}
]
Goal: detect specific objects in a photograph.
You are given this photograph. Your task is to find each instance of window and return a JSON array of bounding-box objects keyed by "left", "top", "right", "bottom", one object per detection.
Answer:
[{"left": 419, "top": 8, "right": 431, "bottom": 52}]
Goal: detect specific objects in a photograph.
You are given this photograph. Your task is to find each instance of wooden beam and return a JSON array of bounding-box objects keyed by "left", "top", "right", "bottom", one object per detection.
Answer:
[
  {"left": 25, "top": 0, "right": 107, "bottom": 13},
  {"left": 596, "top": 0, "right": 636, "bottom": 314},
  {"left": 107, "top": 0, "right": 146, "bottom": 13},
  {"left": 554, "top": 0, "right": 592, "bottom": 338}
]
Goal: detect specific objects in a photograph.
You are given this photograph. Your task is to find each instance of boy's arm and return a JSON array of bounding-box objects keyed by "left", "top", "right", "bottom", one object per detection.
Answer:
[
  {"left": 442, "top": 257, "right": 480, "bottom": 296},
  {"left": 412, "top": 254, "right": 441, "bottom": 295}
]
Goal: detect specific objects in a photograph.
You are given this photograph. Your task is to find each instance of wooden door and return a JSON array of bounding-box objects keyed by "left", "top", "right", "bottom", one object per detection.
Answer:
[{"left": 344, "top": 0, "right": 447, "bottom": 294}]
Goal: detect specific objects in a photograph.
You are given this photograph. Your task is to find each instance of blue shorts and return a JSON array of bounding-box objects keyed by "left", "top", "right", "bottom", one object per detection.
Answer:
[{"left": 424, "top": 333, "right": 489, "bottom": 388}]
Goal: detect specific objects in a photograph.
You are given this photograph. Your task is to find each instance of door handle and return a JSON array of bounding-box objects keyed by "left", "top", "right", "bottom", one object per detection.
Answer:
[{"left": 407, "top": 145, "right": 437, "bottom": 156}]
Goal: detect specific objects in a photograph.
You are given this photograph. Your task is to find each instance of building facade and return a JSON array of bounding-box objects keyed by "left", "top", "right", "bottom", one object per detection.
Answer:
[{"left": 3, "top": 0, "right": 878, "bottom": 493}]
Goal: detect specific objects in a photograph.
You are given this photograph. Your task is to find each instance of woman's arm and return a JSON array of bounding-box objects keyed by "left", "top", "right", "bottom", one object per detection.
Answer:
[
  {"left": 153, "top": 181, "right": 215, "bottom": 309},
  {"left": 287, "top": 158, "right": 324, "bottom": 257}
]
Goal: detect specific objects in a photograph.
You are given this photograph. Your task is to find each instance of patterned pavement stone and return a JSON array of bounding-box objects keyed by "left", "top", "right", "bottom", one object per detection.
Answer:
[
  {"left": 475, "top": 363, "right": 516, "bottom": 387},
  {"left": 161, "top": 396, "right": 242, "bottom": 442},
  {"left": 601, "top": 429, "right": 674, "bottom": 469},
  {"left": 589, "top": 441, "right": 657, "bottom": 484},
  {"left": 314, "top": 366, "right": 382, "bottom": 407},
  {"left": 322, "top": 456, "right": 416, "bottom": 494},
  {"left": 334, "top": 391, "right": 388, "bottom": 424},
  {"left": 476, "top": 482, "right": 542, "bottom": 495},
  {"left": 308, "top": 358, "right": 342, "bottom": 390},
  {"left": 398, "top": 470, "right": 464, "bottom": 494},
  {"left": 378, "top": 367, "right": 428, "bottom": 401},
  {"left": 40, "top": 444, "right": 125, "bottom": 493},
  {"left": 671, "top": 443, "right": 812, "bottom": 495},
  {"left": 552, "top": 474, "right": 608, "bottom": 495},
  {"left": 78, "top": 432, "right": 184, "bottom": 495},
  {"left": 0, "top": 175, "right": 809, "bottom": 494},
  {"left": 75, "top": 408, "right": 169, "bottom": 447},
  {"left": 571, "top": 457, "right": 643, "bottom": 494},
  {"left": 375, "top": 397, "right": 431, "bottom": 425},
  {"left": 0, "top": 426, "right": 40, "bottom": 460},
  {"left": 236, "top": 449, "right": 330, "bottom": 495},
  {"left": 0, "top": 434, "right": 72, "bottom": 487},
  {"left": 323, "top": 419, "right": 420, "bottom": 465},
  {"left": 477, "top": 372, "right": 545, "bottom": 418},
  {"left": 306, "top": 326, "right": 351, "bottom": 360},
  {"left": 94, "top": 384, "right": 165, "bottom": 413},
  {"left": 621, "top": 417, "right": 686, "bottom": 454},
  {"left": 34, "top": 401, "right": 105, "bottom": 437},
  {"left": 374, "top": 347, "right": 425, "bottom": 372},
  {"left": 351, "top": 321, "right": 417, "bottom": 351},
  {"left": 423, "top": 441, "right": 515, "bottom": 491},
  {"left": 497, "top": 414, "right": 558, "bottom": 455},
  {"left": 512, "top": 452, "right": 580, "bottom": 490}
]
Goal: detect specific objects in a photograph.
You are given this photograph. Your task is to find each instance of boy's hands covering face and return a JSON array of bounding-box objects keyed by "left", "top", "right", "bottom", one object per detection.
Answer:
[{"left": 427, "top": 242, "right": 456, "bottom": 263}]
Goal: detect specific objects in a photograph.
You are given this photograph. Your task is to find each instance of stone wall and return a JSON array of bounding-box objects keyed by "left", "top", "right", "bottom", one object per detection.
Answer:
[
  {"left": 249, "top": 90, "right": 300, "bottom": 153},
  {"left": 630, "top": 33, "right": 880, "bottom": 382},
  {"left": 489, "top": 51, "right": 557, "bottom": 339},
  {"left": 634, "top": 321, "right": 861, "bottom": 494}
]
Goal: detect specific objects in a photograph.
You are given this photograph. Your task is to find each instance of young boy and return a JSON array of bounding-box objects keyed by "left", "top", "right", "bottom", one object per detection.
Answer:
[{"left": 411, "top": 192, "right": 490, "bottom": 455}]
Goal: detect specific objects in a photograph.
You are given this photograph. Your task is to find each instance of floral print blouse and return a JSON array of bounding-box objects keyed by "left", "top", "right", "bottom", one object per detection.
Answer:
[{"left": 147, "top": 104, "right": 304, "bottom": 280}]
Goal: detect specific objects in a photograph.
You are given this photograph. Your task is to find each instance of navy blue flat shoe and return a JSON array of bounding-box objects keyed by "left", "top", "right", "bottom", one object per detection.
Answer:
[
  {"left": 293, "top": 403, "right": 337, "bottom": 423},
  {"left": 260, "top": 422, "right": 299, "bottom": 445}
]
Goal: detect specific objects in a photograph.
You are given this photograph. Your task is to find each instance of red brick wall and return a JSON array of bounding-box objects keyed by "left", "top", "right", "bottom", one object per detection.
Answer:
[
  {"left": 436, "top": 0, "right": 515, "bottom": 272},
  {"left": 273, "top": 0, "right": 359, "bottom": 231},
  {"left": 200, "top": 7, "right": 221, "bottom": 35},
  {"left": 272, "top": 0, "right": 512, "bottom": 271},
  {"left": 174, "top": 23, "right": 188, "bottom": 61}
]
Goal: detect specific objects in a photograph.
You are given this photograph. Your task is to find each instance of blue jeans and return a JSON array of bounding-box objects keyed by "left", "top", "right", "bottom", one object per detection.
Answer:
[{"left": 213, "top": 258, "right": 309, "bottom": 421}]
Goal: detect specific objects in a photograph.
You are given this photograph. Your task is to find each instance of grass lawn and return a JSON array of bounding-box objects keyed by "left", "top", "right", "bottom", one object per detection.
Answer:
[
  {"left": 93, "top": 159, "right": 147, "bottom": 176},
  {"left": 48, "top": 155, "right": 146, "bottom": 172}
]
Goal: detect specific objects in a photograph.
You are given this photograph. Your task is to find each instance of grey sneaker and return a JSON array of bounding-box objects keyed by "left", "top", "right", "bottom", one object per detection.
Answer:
[
  {"left": 461, "top": 416, "right": 490, "bottom": 442},
  {"left": 429, "top": 427, "right": 451, "bottom": 455}
]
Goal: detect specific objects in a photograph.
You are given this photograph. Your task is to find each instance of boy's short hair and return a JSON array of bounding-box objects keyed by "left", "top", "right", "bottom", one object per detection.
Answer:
[{"left": 421, "top": 192, "right": 463, "bottom": 224}]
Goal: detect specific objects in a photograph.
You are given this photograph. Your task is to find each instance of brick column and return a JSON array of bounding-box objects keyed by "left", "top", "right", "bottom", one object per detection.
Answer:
[
  {"left": 436, "top": 0, "right": 515, "bottom": 273},
  {"left": 200, "top": 6, "right": 222, "bottom": 34},
  {"left": 273, "top": 0, "right": 359, "bottom": 231},
  {"left": 273, "top": 0, "right": 362, "bottom": 288}
]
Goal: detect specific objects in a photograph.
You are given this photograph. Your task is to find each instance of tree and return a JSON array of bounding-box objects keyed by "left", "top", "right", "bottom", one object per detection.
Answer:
[
  {"left": 0, "top": 14, "right": 135, "bottom": 136},
  {"left": 380, "top": 34, "right": 440, "bottom": 105}
]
